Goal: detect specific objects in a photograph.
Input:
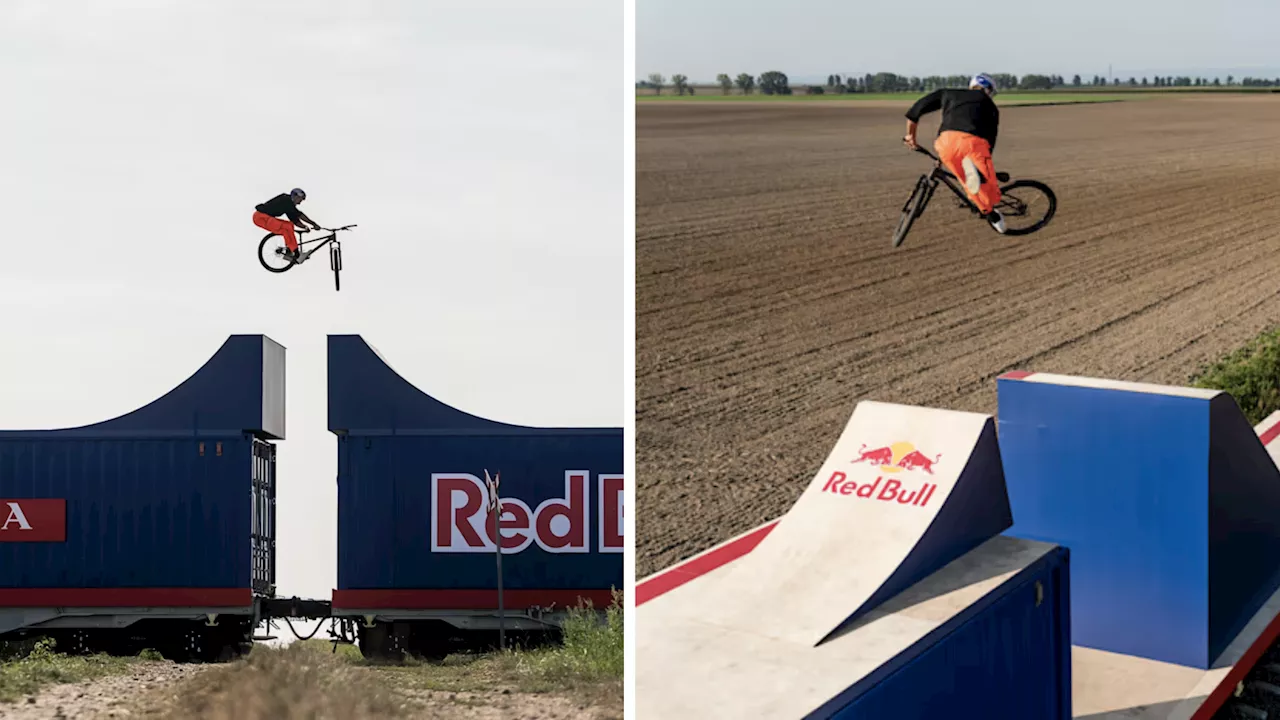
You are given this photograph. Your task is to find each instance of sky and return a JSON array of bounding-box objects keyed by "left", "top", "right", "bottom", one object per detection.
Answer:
[
  {"left": 638, "top": 0, "right": 1280, "bottom": 83},
  {"left": 0, "top": 0, "right": 623, "bottom": 631}
]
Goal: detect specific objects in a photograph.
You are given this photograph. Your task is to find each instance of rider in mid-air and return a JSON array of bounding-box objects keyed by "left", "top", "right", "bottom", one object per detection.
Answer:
[
  {"left": 253, "top": 188, "right": 321, "bottom": 262},
  {"left": 902, "top": 73, "right": 1005, "bottom": 234}
]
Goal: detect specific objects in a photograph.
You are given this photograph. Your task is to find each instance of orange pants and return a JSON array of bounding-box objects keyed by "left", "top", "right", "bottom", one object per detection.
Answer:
[
  {"left": 935, "top": 131, "right": 1001, "bottom": 214},
  {"left": 253, "top": 211, "right": 298, "bottom": 251}
]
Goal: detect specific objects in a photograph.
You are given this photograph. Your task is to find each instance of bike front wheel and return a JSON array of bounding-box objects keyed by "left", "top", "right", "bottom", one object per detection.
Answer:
[
  {"left": 330, "top": 242, "right": 343, "bottom": 292},
  {"left": 258, "top": 233, "right": 295, "bottom": 273},
  {"left": 892, "top": 175, "right": 935, "bottom": 248},
  {"left": 995, "top": 180, "right": 1057, "bottom": 236}
]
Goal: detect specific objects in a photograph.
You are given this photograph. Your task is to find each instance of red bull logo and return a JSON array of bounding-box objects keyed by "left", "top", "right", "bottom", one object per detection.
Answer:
[
  {"left": 832, "top": 441, "right": 942, "bottom": 507},
  {"left": 822, "top": 472, "right": 937, "bottom": 506},
  {"left": 851, "top": 441, "right": 941, "bottom": 475},
  {"left": 431, "top": 472, "right": 624, "bottom": 554}
]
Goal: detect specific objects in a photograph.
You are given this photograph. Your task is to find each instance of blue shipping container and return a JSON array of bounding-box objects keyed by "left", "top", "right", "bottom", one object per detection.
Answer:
[
  {"left": 328, "top": 335, "right": 623, "bottom": 610},
  {"left": 819, "top": 545, "right": 1072, "bottom": 720},
  {"left": 0, "top": 437, "right": 262, "bottom": 591},
  {"left": 0, "top": 335, "right": 284, "bottom": 609}
]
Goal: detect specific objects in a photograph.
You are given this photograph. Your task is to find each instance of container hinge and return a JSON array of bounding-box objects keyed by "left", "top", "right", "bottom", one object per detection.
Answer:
[{"left": 1035, "top": 581, "right": 1044, "bottom": 607}]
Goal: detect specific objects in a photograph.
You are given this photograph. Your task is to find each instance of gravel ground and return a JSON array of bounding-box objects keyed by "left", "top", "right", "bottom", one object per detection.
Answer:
[{"left": 0, "top": 661, "right": 212, "bottom": 720}]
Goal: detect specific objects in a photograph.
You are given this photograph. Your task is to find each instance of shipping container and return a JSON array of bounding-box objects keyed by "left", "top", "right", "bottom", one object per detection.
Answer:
[
  {"left": 824, "top": 542, "right": 1071, "bottom": 719},
  {"left": 326, "top": 335, "right": 623, "bottom": 660},
  {"left": 638, "top": 530, "right": 1072, "bottom": 720},
  {"left": 0, "top": 335, "right": 285, "bottom": 661}
]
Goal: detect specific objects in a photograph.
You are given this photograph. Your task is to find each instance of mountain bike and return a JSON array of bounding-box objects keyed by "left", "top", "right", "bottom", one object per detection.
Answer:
[
  {"left": 257, "top": 225, "right": 357, "bottom": 291},
  {"left": 892, "top": 146, "right": 1056, "bottom": 248}
]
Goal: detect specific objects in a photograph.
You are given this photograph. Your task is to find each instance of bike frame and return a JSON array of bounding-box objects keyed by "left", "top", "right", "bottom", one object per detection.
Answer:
[
  {"left": 277, "top": 224, "right": 356, "bottom": 291},
  {"left": 293, "top": 225, "right": 355, "bottom": 259},
  {"left": 910, "top": 146, "right": 1005, "bottom": 217}
]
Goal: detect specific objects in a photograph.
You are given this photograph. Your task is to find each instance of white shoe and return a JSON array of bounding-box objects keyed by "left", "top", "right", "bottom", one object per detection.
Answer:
[
  {"left": 987, "top": 210, "right": 1006, "bottom": 234},
  {"left": 961, "top": 156, "right": 983, "bottom": 196}
]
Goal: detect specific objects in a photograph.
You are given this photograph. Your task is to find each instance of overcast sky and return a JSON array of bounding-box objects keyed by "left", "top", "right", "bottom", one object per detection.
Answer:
[
  {"left": 638, "top": 0, "right": 1280, "bottom": 82},
  {"left": 0, "top": 0, "right": 622, "bottom": 626}
]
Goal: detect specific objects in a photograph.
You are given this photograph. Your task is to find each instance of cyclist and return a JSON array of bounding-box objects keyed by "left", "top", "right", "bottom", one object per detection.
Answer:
[
  {"left": 253, "top": 188, "right": 321, "bottom": 262},
  {"left": 902, "top": 73, "right": 1005, "bottom": 234}
]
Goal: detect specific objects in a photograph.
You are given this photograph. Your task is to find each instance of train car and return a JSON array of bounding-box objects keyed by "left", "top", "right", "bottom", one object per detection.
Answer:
[
  {"left": 326, "top": 335, "right": 623, "bottom": 660},
  {"left": 0, "top": 335, "right": 285, "bottom": 661}
]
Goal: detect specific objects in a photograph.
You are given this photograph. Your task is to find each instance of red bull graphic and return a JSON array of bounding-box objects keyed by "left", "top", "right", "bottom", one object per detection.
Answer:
[
  {"left": 0, "top": 499, "right": 66, "bottom": 542},
  {"left": 821, "top": 472, "right": 938, "bottom": 507},
  {"left": 852, "top": 444, "right": 896, "bottom": 467},
  {"left": 836, "top": 441, "right": 943, "bottom": 507},
  {"left": 431, "top": 472, "right": 624, "bottom": 555},
  {"left": 851, "top": 441, "right": 941, "bottom": 475}
]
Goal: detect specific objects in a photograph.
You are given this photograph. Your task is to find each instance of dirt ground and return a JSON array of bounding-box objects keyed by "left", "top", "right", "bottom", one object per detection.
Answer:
[
  {"left": 0, "top": 661, "right": 213, "bottom": 720},
  {"left": 636, "top": 94, "right": 1280, "bottom": 577},
  {"left": 0, "top": 648, "right": 618, "bottom": 720}
]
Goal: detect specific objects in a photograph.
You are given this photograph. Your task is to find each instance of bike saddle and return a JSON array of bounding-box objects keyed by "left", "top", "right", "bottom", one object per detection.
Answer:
[{"left": 996, "top": 171, "right": 1010, "bottom": 182}]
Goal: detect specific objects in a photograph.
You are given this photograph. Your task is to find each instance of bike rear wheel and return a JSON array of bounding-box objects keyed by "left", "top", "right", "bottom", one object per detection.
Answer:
[
  {"left": 892, "top": 175, "right": 935, "bottom": 248},
  {"left": 995, "top": 180, "right": 1057, "bottom": 236},
  {"left": 258, "top": 233, "right": 295, "bottom": 273}
]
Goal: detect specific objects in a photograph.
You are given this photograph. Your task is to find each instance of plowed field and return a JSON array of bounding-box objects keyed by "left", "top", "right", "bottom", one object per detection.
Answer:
[{"left": 636, "top": 95, "right": 1280, "bottom": 576}]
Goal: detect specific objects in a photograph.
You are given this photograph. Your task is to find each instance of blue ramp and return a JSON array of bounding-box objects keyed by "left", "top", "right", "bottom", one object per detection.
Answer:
[{"left": 996, "top": 371, "right": 1280, "bottom": 669}]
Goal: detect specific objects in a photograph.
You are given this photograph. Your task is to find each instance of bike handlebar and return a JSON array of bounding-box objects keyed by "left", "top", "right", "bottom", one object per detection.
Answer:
[
  {"left": 295, "top": 224, "right": 358, "bottom": 233},
  {"left": 909, "top": 144, "right": 940, "bottom": 162}
]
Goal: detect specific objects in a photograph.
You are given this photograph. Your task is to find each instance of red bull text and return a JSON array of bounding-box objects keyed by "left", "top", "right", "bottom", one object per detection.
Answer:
[
  {"left": 431, "top": 472, "right": 624, "bottom": 555},
  {"left": 822, "top": 472, "right": 938, "bottom": 506}
]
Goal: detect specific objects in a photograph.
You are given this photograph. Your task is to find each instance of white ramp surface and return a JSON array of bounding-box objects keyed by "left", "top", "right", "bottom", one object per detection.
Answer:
[
  {"left": 638, "top": 535, "right": 1058, "bottom": 719},
  {"left": 693, "top": 401, "right": 995, "bottom": 646}
]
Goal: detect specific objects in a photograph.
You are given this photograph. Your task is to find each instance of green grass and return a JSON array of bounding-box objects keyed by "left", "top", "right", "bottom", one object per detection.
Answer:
[
  {"left": 339, "top": 590, "right": 624, "bottom": 715},
  {"left": 1190, "top": 325, "right": 1280, "bottom": 425},
  {"left": 499, "top": 590, "right": 624, "bottom": 683},
  {"left": 348, "top": 589, "right": 623, "bottom": 685},
  {"left": 0, "top": 638, "right": 140, "bottom": 703}
]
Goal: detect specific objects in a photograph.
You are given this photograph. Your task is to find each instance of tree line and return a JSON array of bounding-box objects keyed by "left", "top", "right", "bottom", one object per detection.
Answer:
[{"left": 638, "top": 71, "right": 1280, "bottom": 96}]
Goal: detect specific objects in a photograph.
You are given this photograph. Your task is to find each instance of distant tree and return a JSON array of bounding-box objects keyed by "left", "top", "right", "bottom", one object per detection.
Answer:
[
  {"left": 1019, "top": 74, "right": 1054, "bottom": 90},
  {"left": 671, "top": 74, "right": 689, "bottom": 96},
  {"left": 806, "top": 85, "right": 825, "bottom": 95},
  {"left": 735, "top": 73, "right": 755, "bottom": 94},
  {"left": 1213, "top": 77, "right": 1221, "bottom": 87},
  {"left": 1227, "top": 75, "right": 1234, "bottom": 85},
  {"left": 1194, "top": 77, "right": 1202, "bottom": 86},
  {"left": 1072, "top": 74, "right": 1082, "bottom": 86},
  {"left": 833, "top": 74, "right": 842, "bottom": 86},
  {"left": 717, "top": 73, "right": 733, "bottom": 94},
  {"left": 758, "top": 70, "right": 791, "bottom": 95},
  {"left": 991, "top": 73, "right": 1019, "bottom": 90},
  {"left": 1128, "top": 77, "right": 1137, "bottom": 86},
  {"left": 648, "top": 73, "right": 666, "bottom": 95},
  {"left": 1142, "top": 77, "right": 1148, "bottom": 86}
]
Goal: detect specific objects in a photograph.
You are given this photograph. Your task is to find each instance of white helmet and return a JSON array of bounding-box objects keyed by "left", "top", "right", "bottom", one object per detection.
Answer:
[{"left": 970, "top": 73, "right": 997, "bottom": 95}]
